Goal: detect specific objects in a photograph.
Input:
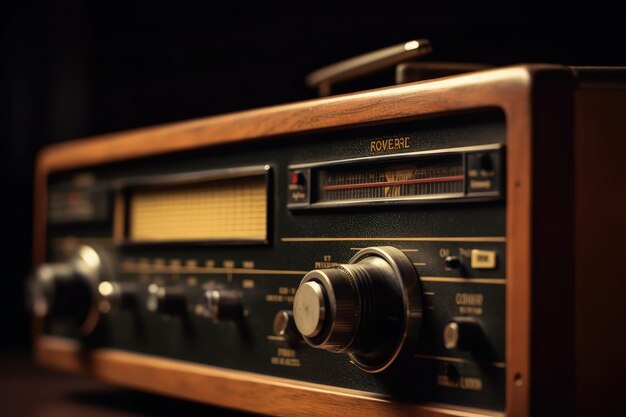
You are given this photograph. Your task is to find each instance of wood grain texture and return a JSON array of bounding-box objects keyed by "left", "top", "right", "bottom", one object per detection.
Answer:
[
  {"left": 574, "top": 89, "right": 626, "bottom": 417},
  {"left": 33, "top": 64, "right": 578, "bottom": 417},
  {"left": 525, "top": 71, "right": 576, "bottom": 417},
  {"left": 35, "top": 68, "right": 527, "bottom": 173},
  {"left": 36, "top": 336, "right": 503, "bottom": 417}
]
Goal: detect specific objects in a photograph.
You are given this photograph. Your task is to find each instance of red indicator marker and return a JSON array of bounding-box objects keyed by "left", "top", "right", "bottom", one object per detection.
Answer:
[{"left": 322, "top": 175, "right": 463, "bottom": 191}]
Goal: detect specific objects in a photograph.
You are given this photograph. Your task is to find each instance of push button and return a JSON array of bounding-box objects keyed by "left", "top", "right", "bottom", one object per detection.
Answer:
[
  {"left": 470, "top": 249, "right": 497, "bottom": 269},
  {"left": 290, "top": 170, "right": 306, "bottom": 186}
]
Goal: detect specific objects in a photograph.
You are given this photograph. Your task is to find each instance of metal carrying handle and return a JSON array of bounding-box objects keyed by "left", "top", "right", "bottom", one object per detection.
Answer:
[{"left": 306, "top": 39, "right": 432, "bottom": 96}]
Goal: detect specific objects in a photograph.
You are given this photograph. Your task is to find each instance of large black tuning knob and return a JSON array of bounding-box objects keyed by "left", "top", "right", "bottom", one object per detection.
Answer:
[
  {"left": 293, "top": 246, "right": 422, "bottom": 372},
  {"left": 27, "top": 245, "right": 106, "bottom": 335}
]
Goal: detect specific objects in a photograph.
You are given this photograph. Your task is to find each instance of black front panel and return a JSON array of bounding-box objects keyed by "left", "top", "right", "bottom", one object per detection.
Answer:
[{"left": 45, "top": 111, "right": 507, "bottom": 411}]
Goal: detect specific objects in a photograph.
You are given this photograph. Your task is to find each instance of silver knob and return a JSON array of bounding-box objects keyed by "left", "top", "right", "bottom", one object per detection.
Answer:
[{"left": 293, "top": 281, "right": 326, "bottom": 338}]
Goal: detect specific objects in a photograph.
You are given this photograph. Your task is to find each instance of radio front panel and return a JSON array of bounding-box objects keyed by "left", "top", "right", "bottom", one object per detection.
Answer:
[{"left": 40, "top": 111, "right": 507, "bottom": 412}]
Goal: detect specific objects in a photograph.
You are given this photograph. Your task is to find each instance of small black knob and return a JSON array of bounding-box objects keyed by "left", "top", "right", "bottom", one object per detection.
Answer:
[
  {"left": 443, "top": 317, "right": 483, "bottom": 351},
  {"left": 444, "top": 256, "right": 461, "bottom": 270},
  {"left": 273, "top": 310, "right": 302, "bottom": 342},
  {"left": 202, "top": 289, "right": 243, "bottom": 320},
  {"left": 146, "top": 285, "right": 187, "bottom": 315},
  {"left": 98, "top": 281, "right": 139, "bottom": 311}
]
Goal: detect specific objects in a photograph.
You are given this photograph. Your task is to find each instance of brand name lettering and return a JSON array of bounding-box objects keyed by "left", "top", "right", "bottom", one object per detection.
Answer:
[{"left": 370, "top": 137, "right": 410, "bottom": 153}]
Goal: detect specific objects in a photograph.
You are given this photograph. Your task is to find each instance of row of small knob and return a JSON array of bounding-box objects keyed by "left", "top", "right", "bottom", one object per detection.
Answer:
[
  {"left": 28, "top": 245, "right": 246, "bottom": 326},
  {"left": 99, "top": 281, "right": 244, "bottom": 320},
  {"left": 29, "top": 244, "right": 487, "bottom": 369},
  {"left": 99, "top": 282, "right": 484, "bottom": 352}
]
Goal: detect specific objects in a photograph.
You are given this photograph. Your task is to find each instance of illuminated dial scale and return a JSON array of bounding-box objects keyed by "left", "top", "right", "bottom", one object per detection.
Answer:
[
  {"left": 287, "top": 145, "right": 501, "bottom": 207},
  {"left": 36, "top": 113, "right": 507, "bottom": 411}
]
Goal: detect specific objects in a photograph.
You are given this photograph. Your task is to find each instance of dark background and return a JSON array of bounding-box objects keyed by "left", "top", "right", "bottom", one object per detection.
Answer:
[{"left": 1, "top": 1, "right": 624, "bottom": 354}]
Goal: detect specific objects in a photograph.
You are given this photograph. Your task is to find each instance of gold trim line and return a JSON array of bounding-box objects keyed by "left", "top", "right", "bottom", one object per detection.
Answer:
[
  {"left": 413, "top": 353, "right": 506, "bottom": 369},
  {"left": 281, "top": 237, "right": 506, "bottom": 243},
  {"left": 121, "top": 265, "right": 308, "bottom": 275},
  {"left": 266, "top": 335, "right": 287, "bottom": 342},
  {"left": 420, "top": 277, "right": 506, "bottom": 285}
]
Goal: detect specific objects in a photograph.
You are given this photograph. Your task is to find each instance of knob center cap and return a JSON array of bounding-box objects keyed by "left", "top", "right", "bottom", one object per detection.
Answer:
[{"left": 293, "top": 281, "right": 326, "bottom": 337}]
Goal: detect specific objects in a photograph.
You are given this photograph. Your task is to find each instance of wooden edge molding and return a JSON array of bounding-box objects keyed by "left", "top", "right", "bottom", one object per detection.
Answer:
[
  {"left": 32, "top": 63, "right": 575, "bottom": 417},
  {"left": 35, "top": 65, "right": 547, "bottom": 174},
  {"left": 36, "top": 336, "right": 503, "bottom": 417}
]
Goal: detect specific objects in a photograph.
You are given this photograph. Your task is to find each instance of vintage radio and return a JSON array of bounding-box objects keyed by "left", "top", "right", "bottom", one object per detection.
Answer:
[{"left": 28, "top": 49, "right": 625, "bottom": 417}]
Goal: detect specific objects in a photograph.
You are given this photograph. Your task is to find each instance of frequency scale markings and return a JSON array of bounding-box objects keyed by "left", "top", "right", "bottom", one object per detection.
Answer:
[
  {"left": 121, "top": 262, "right": 308, "bottom": 276},
  {"left": 317, "top": 155, "right": 465, "bottom": 202},
  {"left": 321, "top": 175, "right": 464, "bottom": 191}
]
